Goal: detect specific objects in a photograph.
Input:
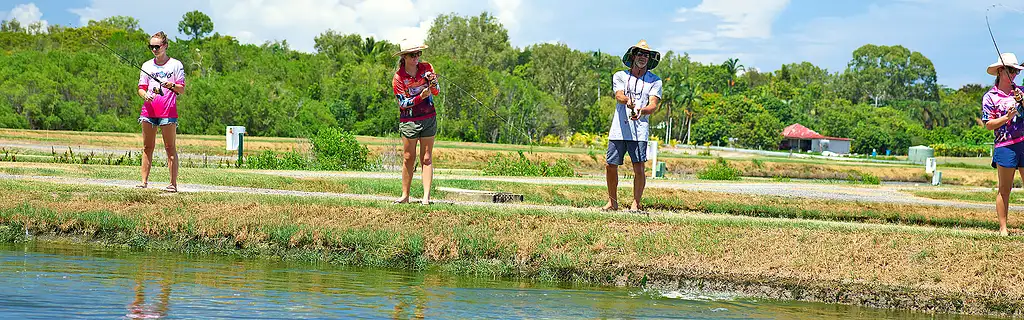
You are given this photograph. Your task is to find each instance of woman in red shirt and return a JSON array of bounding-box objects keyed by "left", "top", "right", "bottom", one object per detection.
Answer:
[{"left": 392, "top": 40, "right": 439, "bottom": 205}]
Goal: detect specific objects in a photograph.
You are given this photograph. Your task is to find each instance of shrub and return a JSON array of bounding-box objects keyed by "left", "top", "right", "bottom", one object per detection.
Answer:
[
  {"left": 697, "top": 157, "right": 741, "bottom": 180},
  {"left": 247, "top": 150, "right": 309, "bottom": 170},
  {"left": 311, "top": 127, "right": 371, "bottom": 171},
  {"left": 482, "top": 151, "right": 577, "bottom": 177},
  {"left": 931, "top": 143, "right": 990, "bottom": 157}
]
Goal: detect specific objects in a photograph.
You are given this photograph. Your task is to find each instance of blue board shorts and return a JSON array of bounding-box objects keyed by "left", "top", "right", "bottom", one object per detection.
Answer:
[
  {"left": 993, "top": 141, "right": 1024, "bottom": 168},
  {"left": 606, "top": 140, "right": 648, "bottom": 166}
]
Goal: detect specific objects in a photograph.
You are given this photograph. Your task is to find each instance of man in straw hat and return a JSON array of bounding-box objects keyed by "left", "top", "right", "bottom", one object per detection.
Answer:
[
  {"left": 392, "top": 39, "right": 440, "bottom": 205},
  {"left": 603, "top": 40, "right": 663, "bottom": 212},
  {"left": 982, "top": 52, "right": 1024, "bottom": 235}
]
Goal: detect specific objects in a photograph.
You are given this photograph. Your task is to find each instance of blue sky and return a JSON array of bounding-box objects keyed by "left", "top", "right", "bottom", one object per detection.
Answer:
[{"left": 5, "top": 0, "right": 1024, "bottom": 88}]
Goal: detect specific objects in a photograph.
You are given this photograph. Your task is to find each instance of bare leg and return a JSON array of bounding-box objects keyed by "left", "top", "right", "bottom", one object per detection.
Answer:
[
  {"left": 419, "top": 136, "right": 435, "bottom": 205},
  {"left": 160, "top": 124, "right": 179, "bottom": 191},
  {"left": 140, "top": 122, "right": 157, "bottom": 188},
  {"left": 397, "top": 137, "right": 418, "bottom": 204},
  {"left": 997, "top": 166, "right": 1016, "bottom": 236},
  {"left": 604, "top": 164, "right": 618, "bottom": 210},
  {"left": 631, "top": 161, "right": 646, "bottom": 211}
]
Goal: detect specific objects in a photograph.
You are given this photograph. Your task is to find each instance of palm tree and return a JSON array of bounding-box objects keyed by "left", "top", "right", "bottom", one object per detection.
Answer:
[
  {"left": 722, "top": 58, "right": 745, "bottom": 94},
  {"left": 356, "top": 37, "right": 394, "bottom": 64}
]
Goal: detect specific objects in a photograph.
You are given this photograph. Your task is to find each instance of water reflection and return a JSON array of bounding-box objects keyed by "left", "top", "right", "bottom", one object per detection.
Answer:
[
  {"left": 0, "top": 242, "right": 1002, "bottom": 319},
  {"left": 126, "top": 277, "right": 170, "bottom": 319}
]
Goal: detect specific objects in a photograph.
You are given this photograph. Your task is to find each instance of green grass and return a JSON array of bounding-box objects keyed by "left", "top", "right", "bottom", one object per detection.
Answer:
[{"left": 0, "top": 163, "right": 1007, "bottom": 232}]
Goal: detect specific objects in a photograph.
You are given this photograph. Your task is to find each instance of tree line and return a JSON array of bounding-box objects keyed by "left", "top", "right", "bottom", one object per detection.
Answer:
[{"left": 0, "top": 11, "right": 991, "bottom": 155}]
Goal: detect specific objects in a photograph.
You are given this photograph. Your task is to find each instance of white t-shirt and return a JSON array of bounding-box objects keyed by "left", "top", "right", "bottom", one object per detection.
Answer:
[
  {"left": 608, "top": 70, "right": 662, "bottom": 141},
  {"left": 138, "top": 58, "right": 185, "bottom": 118}
]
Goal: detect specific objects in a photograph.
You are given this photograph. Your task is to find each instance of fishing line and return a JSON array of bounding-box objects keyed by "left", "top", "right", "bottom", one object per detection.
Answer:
[{"left": 88, "top": 34, "right": 169, "bottom": 96}]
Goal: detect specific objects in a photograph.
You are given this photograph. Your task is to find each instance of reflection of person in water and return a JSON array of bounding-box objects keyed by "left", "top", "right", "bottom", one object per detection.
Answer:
[
  {"left": 391, "top": 274, "right": 438, "bottom": 319},
  {"left": 126, "top": 277, "right": 171, "bottom": 319}
]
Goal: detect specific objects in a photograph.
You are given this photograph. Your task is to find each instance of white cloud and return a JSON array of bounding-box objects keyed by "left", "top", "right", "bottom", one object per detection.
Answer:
[
  {"left": 663, "top": 0, "right": 790, "bottom": 66},
  {"left": 490, "top": 0, "right": 522, "bottom": 32},
  {"left": 68, "top": 0, "right": 506, "bottom": 52},
  {"left": 6, "top": 3, "right": 49, "bottom": 32},
  {"left": 675, "top": 0, "right": 790, "bottom": 39}
]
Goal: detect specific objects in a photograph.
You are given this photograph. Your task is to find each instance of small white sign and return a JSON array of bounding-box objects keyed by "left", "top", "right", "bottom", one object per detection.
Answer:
[
  {"left": 226, "top": 126, "right": 246, "bottom": 151},
  {"left": 648, "top": 141, "right": 659, "bottom": 177},
  {"left": 925, "top": 157, "right": 937, "bottom": 174}
]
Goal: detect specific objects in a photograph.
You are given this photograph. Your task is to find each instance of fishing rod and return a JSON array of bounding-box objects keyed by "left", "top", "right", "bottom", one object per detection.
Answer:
[
  {"left": 988, "top": 4, "right": 1024, "bottom": 120},
  {"left": 423, "top": 72, "right": 537, "bottom": 146},
  {"left": 88, "top": 34, "right": 168, "bottom": 96}
]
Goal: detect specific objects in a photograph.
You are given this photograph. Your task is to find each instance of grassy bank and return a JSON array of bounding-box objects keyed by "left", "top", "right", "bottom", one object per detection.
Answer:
[
  {"left": 0, "top": 162, "right": 1010, "bottom": 232},
  {"left": 0, "top": 178, "right": 1022, "bottom": 316}
]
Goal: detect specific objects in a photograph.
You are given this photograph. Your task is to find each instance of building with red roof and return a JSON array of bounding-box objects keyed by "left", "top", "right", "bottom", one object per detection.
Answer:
[{"left": 780, "top": 123, "right": 853, "bottom": 154}]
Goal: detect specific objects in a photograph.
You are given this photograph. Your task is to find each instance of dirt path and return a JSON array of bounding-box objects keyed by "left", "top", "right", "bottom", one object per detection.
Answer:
[{"left": 0, "top": 141, "right": 235, "bottom": 161}]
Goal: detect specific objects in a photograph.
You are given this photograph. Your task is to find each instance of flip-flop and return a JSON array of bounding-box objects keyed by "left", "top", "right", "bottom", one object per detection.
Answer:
[
  {"left": 162, "top": 185, "right": 177, "bottom": 193},
  {"left": 135, "top": 183, "right": 147, "bottom": 189},
  {"left": 393, "top": 199, "right": 409, "bottom": 204}
]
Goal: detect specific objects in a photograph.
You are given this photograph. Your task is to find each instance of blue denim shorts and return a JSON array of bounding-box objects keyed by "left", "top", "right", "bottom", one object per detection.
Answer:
[
  {"left": 606, "top": 140, "right": 648, "bottom": 165},
  {"left": 993, "top": 142, "right": 1024, "bottom": 168},
  {"left": 138, "top": 116, "right": 177, "bottom": 127}
]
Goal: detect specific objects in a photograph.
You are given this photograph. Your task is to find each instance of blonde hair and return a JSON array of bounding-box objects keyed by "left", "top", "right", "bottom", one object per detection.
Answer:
[{"left": 151, "top": 31, "right": 168, "bottom": 45}]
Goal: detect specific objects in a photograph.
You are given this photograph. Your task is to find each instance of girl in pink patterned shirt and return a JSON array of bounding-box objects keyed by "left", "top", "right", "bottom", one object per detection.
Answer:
[{"left": 982, "top": 52, "right": 1024, "bottom": 236}]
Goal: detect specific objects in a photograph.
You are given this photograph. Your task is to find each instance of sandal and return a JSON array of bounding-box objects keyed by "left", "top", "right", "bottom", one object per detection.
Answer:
[{"left": 162, "top": 185, "right": 178, "bottom": 193}]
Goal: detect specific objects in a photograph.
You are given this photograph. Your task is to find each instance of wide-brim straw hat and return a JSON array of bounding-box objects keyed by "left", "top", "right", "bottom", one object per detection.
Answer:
[
  {"left": 394, "top": 39, "right": 428, "bottom": 57},
  {"left": 621, "top": 40, "right": 661, "bottom": 70},
  {"left": 987, "top": 52, "right": 1024, "bottom": 76}
]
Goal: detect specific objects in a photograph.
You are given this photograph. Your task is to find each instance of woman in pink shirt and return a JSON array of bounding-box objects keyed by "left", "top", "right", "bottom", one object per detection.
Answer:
[
  {"left": 391, "top": 40, "right": 439, "bottom": 205},
  {"left": 136, "top": 31, "right": 186, "bottom": 192},
  {"left": 982, "top": 53, "right": 1024, "bottom": 236}
]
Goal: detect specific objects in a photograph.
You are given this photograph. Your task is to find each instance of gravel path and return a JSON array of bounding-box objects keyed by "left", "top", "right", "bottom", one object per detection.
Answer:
[{"left": 0, "top": 141, "right": 235, "bottom": 161}]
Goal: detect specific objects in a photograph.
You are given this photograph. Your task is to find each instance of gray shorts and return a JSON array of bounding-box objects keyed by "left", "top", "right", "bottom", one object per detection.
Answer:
[
  {"left": 399, "top": 116, "right": 437, "bottom": 139},
  {"left": 606, "top": 140, "right": 647, "bottom": 165}
]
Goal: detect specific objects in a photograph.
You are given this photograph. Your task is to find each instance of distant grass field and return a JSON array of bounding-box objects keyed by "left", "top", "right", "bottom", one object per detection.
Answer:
[{"left": 0, "top": 128, "right": 996, "bottom": 184}]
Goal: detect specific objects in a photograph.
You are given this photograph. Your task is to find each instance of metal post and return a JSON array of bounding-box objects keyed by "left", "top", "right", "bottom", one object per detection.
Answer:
[{"left": 237, "top": 133, "right": 244, "bottom": 167}]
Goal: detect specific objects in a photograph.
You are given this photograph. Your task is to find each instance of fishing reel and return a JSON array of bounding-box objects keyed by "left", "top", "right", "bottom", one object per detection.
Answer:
[{"left": 424, "top": 72, "right": 439, "bottom": 88}]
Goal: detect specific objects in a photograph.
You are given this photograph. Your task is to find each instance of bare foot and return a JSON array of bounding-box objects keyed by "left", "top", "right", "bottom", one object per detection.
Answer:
[
  {"left": 631, "top": 201, "right": 644, "bottom": 212},
  {"left": 601, "top": 201, "right": 618, "bottom": 211},
  {"left": 393, "top": 197, "right": 409, "bottom": 204},
  {"left": 420, "top": 199, "right": 431, "bottom": 205},
  {"left": 1001, "top": 228, "right": 1010, "bottom": 237}
]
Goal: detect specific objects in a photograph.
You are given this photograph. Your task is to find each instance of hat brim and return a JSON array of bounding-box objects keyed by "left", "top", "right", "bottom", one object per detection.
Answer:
[
  {"left": 622, "top": 47, "right": 661, "bottom": 70},
  {"left": 393, "top": 45, "right": 428, "bottom": 57},
  {"left": 988, "top": 62, "right": 1024, "bottom": 76}
]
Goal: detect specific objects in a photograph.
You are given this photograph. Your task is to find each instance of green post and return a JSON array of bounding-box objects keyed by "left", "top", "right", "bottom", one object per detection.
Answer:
[{"left": 237, "top": 133, "right": 244, "bottom": 167}]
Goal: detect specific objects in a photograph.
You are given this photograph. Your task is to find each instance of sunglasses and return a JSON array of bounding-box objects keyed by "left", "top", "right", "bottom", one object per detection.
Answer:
[
  {"left": 634, "top": 51, "right": 655, "bottom": 59},
  {"left": 148, "top": 44, "right": 162, "bottom": 51},
  {"left": 405, "top": 51, "right": 422, "bottom": 58},
  {"left": 1008, "top": 68, "right": 1021, "bottom": 75}
]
